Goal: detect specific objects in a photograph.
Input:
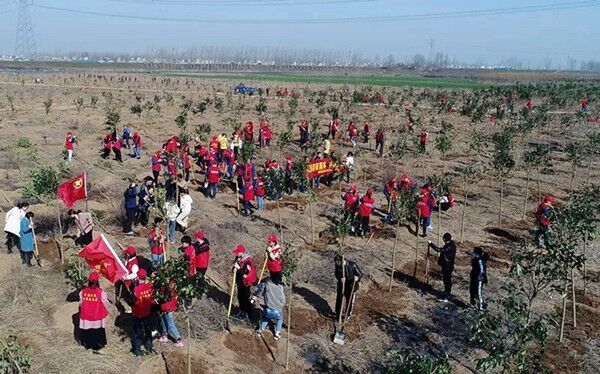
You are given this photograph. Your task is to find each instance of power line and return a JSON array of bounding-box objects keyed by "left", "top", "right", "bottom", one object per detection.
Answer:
[{"left": 31, "top": 1, "right": 600, "bottom": 24}]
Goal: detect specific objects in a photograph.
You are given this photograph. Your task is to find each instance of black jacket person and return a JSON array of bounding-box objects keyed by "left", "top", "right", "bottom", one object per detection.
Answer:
[
  {"left": 470, "top": 247, "right": 489, "bottom": 310},
  {"left": 428, "top": 232, "right": 456, "bottom": 301},
  {"left": 334, "top": 255, "right": 362, "bottom": 321}
]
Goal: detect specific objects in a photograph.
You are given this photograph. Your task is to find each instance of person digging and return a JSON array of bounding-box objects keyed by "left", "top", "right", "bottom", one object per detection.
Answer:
[
  {"left": 428, "top": 232, "right": 456, "bottom": 303},
  {"left": 333, "top": 255, "right": 362, "bottom": 322},
  {"left": 251, "top": 276, "right": 286, "bottom": 341}
]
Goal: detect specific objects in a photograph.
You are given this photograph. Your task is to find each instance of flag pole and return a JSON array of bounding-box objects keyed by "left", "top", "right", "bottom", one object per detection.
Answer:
[{"left": 84, "top": 171, "right": 89, "bottom": 212}]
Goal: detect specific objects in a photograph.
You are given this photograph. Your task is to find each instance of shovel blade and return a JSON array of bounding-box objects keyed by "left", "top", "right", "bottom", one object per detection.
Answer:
[{"left": 333, "top": 331, "right": 346, "bottom": 345}]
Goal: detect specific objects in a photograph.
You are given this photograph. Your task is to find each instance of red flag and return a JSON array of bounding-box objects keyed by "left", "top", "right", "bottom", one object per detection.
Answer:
[
  {"left": 57, "top": 173, "right": 87, "bottom": 208},
  {"left": 78, "top": 234, "right": 127, "bottom": 284}
]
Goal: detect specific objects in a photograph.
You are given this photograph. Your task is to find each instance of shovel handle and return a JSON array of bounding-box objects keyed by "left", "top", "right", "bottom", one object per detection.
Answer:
[
  {"left": 258, "top": 255, "right": 268, "bottom": 281},
  {"left": 227, "top": 268, "right": 237, "bottom": 317}
]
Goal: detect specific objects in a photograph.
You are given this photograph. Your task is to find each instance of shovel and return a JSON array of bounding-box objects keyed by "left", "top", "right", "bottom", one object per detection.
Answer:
[
  {"left": 333, "top": 280, "right": 357, "bottom": 345},
  {"left": 225, "top": 268, "right": 237, "bottom": 333},
  {"left": 258, "top": 255, "right": 268, "bottom": 281}
]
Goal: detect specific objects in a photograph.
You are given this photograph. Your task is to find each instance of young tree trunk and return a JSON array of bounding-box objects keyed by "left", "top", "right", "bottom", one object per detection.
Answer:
[
  {"left": 286, "top": 276, "right": 292, "bottom": 370},
  {"left": 583, "top": 236, "right": 588, "bottom": 296},
  {"left": 437, "top": 207, "right": 441, "bottom": 244},
  {"left": 309, "top": 199, "right": 315, "bottom": 245},
  {"left": 414, "top": 213, "right": 420, "bottom": 277},
  {"left": 572, "top": 267, "right": 577, "bottom": 328},
  {"left": 389, "top": 219, "right": 401, "bottom": 292},
  {"left": 277, "top": 199, "right": 283, "bottom": 241},
  {"left": 498, "top": 175, "right": 504, "bottom": 227},
  {"left": 460, "top": 179, "right": 468, "bottom": 244},
  {"left": 570, "top": 168, "right": 576, "bottom": 194},
  {"left": 522, "top": 173, "right": 531, "bottom": 219},
  {"left": 559, "top": 280, "right": 568, "bottom": 342}
]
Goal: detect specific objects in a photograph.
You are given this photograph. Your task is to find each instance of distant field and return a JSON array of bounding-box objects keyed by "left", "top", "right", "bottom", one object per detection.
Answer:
[{"left": 159, "top": 72, "right": 491, "bottom": 89}]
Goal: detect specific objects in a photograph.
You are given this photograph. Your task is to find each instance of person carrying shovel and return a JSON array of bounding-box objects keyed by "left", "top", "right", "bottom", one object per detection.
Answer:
[
  {"left": 428, "top": 233, "right": 456, "bottom": 303},
  {"left": 333, "top": 255, "right": 362, "bottom": 322},
  {"left": 232, "top": 245, "right": 258, "bottom": 320}
]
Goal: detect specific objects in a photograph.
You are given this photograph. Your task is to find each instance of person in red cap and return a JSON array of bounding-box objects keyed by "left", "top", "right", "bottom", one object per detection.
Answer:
[
  {"left": 357, "top": 189, "right": 375, "bottom": 237},
  {"left": 383, "top": 177, "right": 398, "bottom": 202},
  {"left": 265, "top": 234, "right": 284, "bottom": 284},
  {"left": 119, "top": 246, "right": 139, "bottom": 309},
  {"left": 193, "top": 231, "right": 210, "bottom": 277},
  {"left": 399, "top": 174, "right": 414, "bottom": 192},
  {"left": 419, "top": 129, "right": 428, "bottom": 153},
  {"left": 417, "top": 194, "right": 432, "bottom": 237},
  {"left": 78, "top": 271, "right": 111, "bottom": 352},
  {"left": 155, "top": 278, "right": 184, "bottom": 347},
  {"left": 206, "top": 160, "right": 220, "bottom": 199},
  {"left": 255, "top": 175, "right": 266, "bottom": 211},
  {"left": 535, "top": 195, "right": 555, "bottom": 248},
  {"left": 179, "top": 235, "right": 196, "bottom": 278},
  {"left": 232, "top": 244, "right": 257, "bottom": 318},
  {"left": 65, "top": 132, "right": 76, "bottom": 163},
  {"left": 342, "top": 185, "right": 359, "bottom": 231},
  {"left": 131, "top": 268, "right": 154, "bottom": 356}
]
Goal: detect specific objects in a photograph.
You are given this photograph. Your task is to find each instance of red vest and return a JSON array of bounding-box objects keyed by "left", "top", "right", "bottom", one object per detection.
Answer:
[
  {"left": 240, "top": 258, "right": 257, "bottom": 287},
  {"left": 149, "top": 229, "right": 165, "bottom": 255},
  {"left": 417, "top": 201, "right": 431, "bottom": 218},
  {"left": 132, "top": 283, "right": 154, "bottom": 318},
  {"left": 344, "top": 192, "right": 358, "bottom": 211},
  {"left": 208, "top": 165, "right": 220, "bottom": 183},
  {"left": 195, "top": 247, "right": 210, "bottom": 270},
  {"left": 255, "top": 179, "right": 265, "bottom": 197},
  {"left": 80, "top": 287, "right": 108, "bottom": 321},
  {"left": 358, "top": 196, "right": 374, "bottom": 217},
  {"left": 243, "top": 184, "right": 255, "bottom": 201},
  {"left": 160, "top": 289, "right": 178, "bottom": 313},
  {"left": 267, "top": 245, "right": 284, "bottom": 272},
  {"left": 184, "top": 245, "right": 196, "bottom": 277}
]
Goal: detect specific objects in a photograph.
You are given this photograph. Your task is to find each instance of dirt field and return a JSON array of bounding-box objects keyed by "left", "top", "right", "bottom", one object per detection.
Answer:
[{"left": 0, "top": 69, "right": 598, "bottom": 373}]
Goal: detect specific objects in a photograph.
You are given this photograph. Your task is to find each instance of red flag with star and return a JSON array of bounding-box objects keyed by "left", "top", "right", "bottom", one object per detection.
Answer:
[
  {"left": 78, "top": 234, "right": 127, "bottom": 284},
  {"left": 57, "top": 173, "right": 87, "bottom": 208}
]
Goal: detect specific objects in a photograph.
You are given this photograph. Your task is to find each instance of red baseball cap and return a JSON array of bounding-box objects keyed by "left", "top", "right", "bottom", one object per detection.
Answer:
[
  {"left": 123, "top": 246, "right": 136, "bottom": 255},
  {"left": 366, "top": 188, "right": 373, "bottom": 195},
  {"left": 268, "top": 234, "right": 278, "bottom": 243},
  {"left": 138, "top": 268, "right": 147, "bottom": 279},
  {"left": 195, "top": 231, "right": 206, "bottom": 240},
  {"left": 88, "top": 271, "right": 100, "bottom": 282},
  {"left": 232, "top": 244, "right": 246, "bottom": 255}
]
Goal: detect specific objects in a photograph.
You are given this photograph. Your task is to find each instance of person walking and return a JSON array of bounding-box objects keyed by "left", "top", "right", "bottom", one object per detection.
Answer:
[
  {"left": 252, "top": 277, "right": 286, "bottom": 341},
  {"left": 470, "top": 247, "right": 489, "bottom": 311},
  {"left": 232, "top": 245, "right": 258, "bottom": 319},
  {"left": 375, "top": 128, "right": 385, "bottom": 157},
  {"left": 4, "top": 202, "right": 28, "bottom": 254},
  {"left": 123, "top": 183, "right": 138, "bottom": 235},
  {"left": 334, "top": 255, "right": 362, "bottom": 321},
  {"left": 428, "top": 233, "right": 457, "bottom": 302},
  {"left": 69, "top": 209, "right": 94, "bottom": 246},
  {"left": 241, "top": 179, "right": 255, "bottom": 217},
  {"left": 131, "top": 269, "right": 154, "bottom": 356},
  {"left": 265, "top": 234, "right": 283, "bottom": 284},
  {"left": 417, "top": 195, "right": 432, "bottom": 237},
  {"left": 19, "top": 212, "right": 35, "bottom": 266},
  {"left": 78, "top": 272, "right": 111, "bottom": 352},
  {"left": 122, "top": 126, "right": 132, "bottom": 149},
  {"left": 206, "top": 161, "right": 220, "bottom": 199}
]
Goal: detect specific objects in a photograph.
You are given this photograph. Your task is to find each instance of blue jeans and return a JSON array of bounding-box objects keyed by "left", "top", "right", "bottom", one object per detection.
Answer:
[
  {"left": 208, "top": 183, "right": 218, "bottom": 198},
  {"left": 243, "top": 200, "right": 253, "bottom": 216},
  {"left": 256, "top": 196, "right": 264, "bottom": 210},
  {"left": 152, "top": 253, "right": 164, "bottom": 267},
  {"left": 168, "top": 220, "right": 177, "bottom": 243},
  {"left": 260, "top": 307, "right": 283, "bottom": 334},
  {"left": 421, "top": 216, "right": 431, "bottom": 236},
  {"left": 160, "top": 312, "right": 181, "bottom": 340},
  {"left": 133, "top": 146, "right": 141, "bottom": 158}
]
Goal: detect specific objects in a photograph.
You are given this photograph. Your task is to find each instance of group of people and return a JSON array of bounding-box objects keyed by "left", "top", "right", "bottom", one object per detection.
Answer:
[{"left": 3, "top": 202, "right": 36, "bottom": 266}]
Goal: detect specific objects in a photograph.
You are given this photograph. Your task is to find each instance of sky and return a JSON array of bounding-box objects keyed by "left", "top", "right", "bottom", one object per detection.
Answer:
[{"left": 0, "top": 0, "right": 599, "bottom": 68}]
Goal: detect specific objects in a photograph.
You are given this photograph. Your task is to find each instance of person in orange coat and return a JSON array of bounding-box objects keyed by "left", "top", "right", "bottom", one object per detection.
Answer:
[
  {"left": 78, "top": 272, "right": 111, "bottom": 352},
  {"left": 131, "top": 268, "right": 154, "bottom": 356}
]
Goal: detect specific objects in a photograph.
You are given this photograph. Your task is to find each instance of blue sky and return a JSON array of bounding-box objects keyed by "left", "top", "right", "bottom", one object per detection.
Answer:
[{"left": 0, "top": 0, "right": 599, "bottom": 67}]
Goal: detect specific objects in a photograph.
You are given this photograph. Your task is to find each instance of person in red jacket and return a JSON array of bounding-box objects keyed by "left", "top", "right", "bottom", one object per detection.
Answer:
[
  {"left": 151, "top": 151, "right": 163, "bottom": 185},
  {"left": 419, "top": 129, "right": 428, "bottom": 153},
  {"left": 131, "top": 268, "right": 154, "bottom": 356},
  {"left": 417, "top": 195, "right": 432, "bottom": 237},
  {"left": 132, "top": 131, "right": 142, "bottom": 159},
  {"left": 375, "top": 128, "right": 384, "bottom": 157},
  {"left": 255, "top": 175, "right": 266, "bottom": 211},
  {"left": 193, "top": 231, "right": 210, "bottom": 277},
  {"left": 526, "top": 98, "right": 534, "bottom": 110},
  {"left": 535, "top": 194, "right": 555, "bottom": 248},
  {"left": 362, "top": 122, "right": 370, "bottom": 143},
  {"left": 399, "top": 174, "right": 414, "bottom": 192},
  {"left": 78, "top": 272, "right": 111, "bottom": 352},
  {"left": 182, "top": 152, "right": 191, "bottom": 182},
  {"left": 265, "top": 234, "right": 283, "bottom": 284},
  {"left": 581, "top": 96, "right": 589, "bottom": 112},
  {"left": 112, "top": 137, "right": 123, "bottom": 163},
  {"left": 180, "top": 235, "right": 196, "bottom": 278},
  {"left": 244, "top": 121, "right": 254, "bottom": 143},
  {"left": 329, "top": 118, "right": 340, "bottom": 140},
  {"left": 120, "top": 246, "right": 139, "bottom": 303},
  {"left": 348, "top": 121, "right": 359, "bottom": 147},
  {"left": 357, "top": 189, "right": 375, "bottom": 237},
  {"left": 241, "top": 179, "right": 255, "bottom": 216},
  {"left": 232, "top": 244, "right": 257, "bottom": 318},
  {"left": 155, "top": 279, "right": 184, "bottom": 347},
  {"left": 102, "top": 132, "right": 112, "bottom": 159},
  {"left": 342, "top": 185, "right": 359, "bottom": 229},
  {"left": 206, "top": 160, "right": 220, "bottom": 199},
  {"left": 65, "top": 132, "right": 76, "bottom": 163}
]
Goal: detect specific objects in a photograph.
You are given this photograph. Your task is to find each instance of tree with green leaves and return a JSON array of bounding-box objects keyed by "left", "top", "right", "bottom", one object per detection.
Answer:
[
  {"left": 585, "top": 132, "right": 600, "bottom": 184},
  {"left": 521, "top": 144, "right": 550, "bottom": 219},
  {"left": 43, "top": 97, "right": 53, "bottom": 115},
  {"left": 281, "top": 242, "right": 301, "bottom": 370},
  {"left": 73, "top": 97, "right": 84, "bottom": 113},
  {"left": 383, "top": 351, "right": 450, "bottom": 374},
  {"left": 491, "top": 128, "right": 516, "bottom": 227},
  {"left": 565, "top": 141, "right": 585, "bottom": 193},
  {"left": 455, "top": 165, "right": 477, "bottom": 243},
  {"left": 22, "top": 166, "right": 59, "bottom": 202},
  {"left": 104, "top": 107, "right": 120, "bottom": 133},
  {"left": 434, "top": 132, "right": 452, "bottom": 174},
  {"left": 130, "top": 103, "right": 142, "bottom": 118}
]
